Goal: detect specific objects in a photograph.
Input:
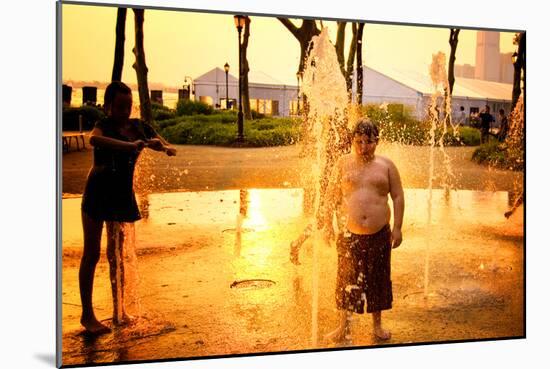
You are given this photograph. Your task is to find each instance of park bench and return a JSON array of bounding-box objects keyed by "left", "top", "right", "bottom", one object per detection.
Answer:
[{"left": 62, "top": 132, "right": 86, "bottom": 152}]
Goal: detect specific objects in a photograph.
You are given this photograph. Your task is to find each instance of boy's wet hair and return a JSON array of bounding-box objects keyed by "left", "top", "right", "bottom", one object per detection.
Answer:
[
  {"left": 352, "top": 118, "right": 379, "bottom": 139},
  {"left": 104, "top": 81, "right": 131, "bottom": 107}
]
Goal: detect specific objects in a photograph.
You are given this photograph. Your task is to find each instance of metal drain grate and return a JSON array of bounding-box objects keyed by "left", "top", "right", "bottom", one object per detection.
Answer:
[{"left": 230, "top": 279, "right": 276, "bottom": 289}]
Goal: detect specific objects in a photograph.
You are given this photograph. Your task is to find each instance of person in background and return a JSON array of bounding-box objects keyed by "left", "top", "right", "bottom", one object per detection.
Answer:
[
  {"left": 479, "top": 105, "right": 495, "bottom": 144},
  {"left": 497, "top": 108, "right": 509, "bottom": 142},
  {"left": 457, "top": 106, "right": 467, "bottom": 126}
]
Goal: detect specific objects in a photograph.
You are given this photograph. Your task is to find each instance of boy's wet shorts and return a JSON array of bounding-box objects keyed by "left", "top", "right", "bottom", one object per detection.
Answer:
[{"left": 335, "top": 224, "right": 393, "bottom": 314}]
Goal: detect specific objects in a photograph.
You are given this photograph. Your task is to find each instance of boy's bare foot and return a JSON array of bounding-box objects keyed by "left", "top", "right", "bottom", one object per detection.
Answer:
[
  {"left": 324, "top": 326, "right": 347, "bottom": 342},
  {"left": 374, "top": 326, "right": 391, "bottom": 340},
  {"left": 81, "top": 317, "right": 111, "bottom": 335}
]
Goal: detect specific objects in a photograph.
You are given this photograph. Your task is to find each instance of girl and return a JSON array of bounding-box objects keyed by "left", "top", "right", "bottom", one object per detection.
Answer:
[{"left": 79, "top": 81, "right": 176, "bottom": 334}]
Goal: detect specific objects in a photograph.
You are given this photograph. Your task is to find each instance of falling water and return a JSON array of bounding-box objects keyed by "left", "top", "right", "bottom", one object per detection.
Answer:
[
  {"left": 505, "top": 92, "right": 525, "bottom": 169},
  {"left": 424, "top": 52, "right": 459, "bottom": 297},
  {"left": 301, "top": 27, "right": 349, "bottom": 346},
  {"left": 112, "top": 222, "right": 142, "bottom": 323}
]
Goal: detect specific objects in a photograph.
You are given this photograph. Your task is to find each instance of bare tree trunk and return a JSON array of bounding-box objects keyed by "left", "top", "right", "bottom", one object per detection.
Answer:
[
  {"left": 512, "top": 32, "right": 525, "bottom": 111},
  {"left": 241, "top": 17, "right": 252, "bottom": 120},
  {"left": 132, "top": 9, "right": 152, "bottom": 123},
  {"left": 335, "top": 22, "right": 347, "bottom": 77},
  {"left": 111, "top": 8, "right": 127, "bottom": 82},
  {"left": 356, "top": 23, "right": 365, "bottom": 106},
  {"left": 448, "top": 28, "right": 460, "bottom": 96},
  {"left": 345, "top": 23, "right": 358, "bottom": 101}
]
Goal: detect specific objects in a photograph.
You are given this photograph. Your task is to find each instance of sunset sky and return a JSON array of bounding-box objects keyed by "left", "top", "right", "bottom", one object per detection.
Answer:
[{"left": 62, "top": 3, "right": 517, "bottom": 87}]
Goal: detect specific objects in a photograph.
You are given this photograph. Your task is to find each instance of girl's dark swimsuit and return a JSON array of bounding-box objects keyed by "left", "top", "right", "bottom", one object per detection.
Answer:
[
  {"left": 335, "top": 224, "right": 393, "bottom": 313},
  {"left": 81, "top": 118, "right": 156, "bottom": 222}
]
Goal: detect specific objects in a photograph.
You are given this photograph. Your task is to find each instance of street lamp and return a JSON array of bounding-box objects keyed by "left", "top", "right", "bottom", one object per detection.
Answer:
[
  {"left": 234, "top": 15, "right": 247, "bottom": 143},
  {"left": 184, "top": 76, "right": 194, "bottom": 101},
  {"left": 224, "top": 62, "right": 230, "bottom": 109}
]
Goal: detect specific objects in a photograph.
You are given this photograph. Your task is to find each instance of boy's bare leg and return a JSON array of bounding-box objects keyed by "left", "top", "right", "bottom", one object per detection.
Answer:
[
  {"left": 290, "top": 224, "right": 313, "bottom": 265},
  {"left": 325, "top": 310, "right": 352, "bottom": 342},
  {"left": 80, "top": 212, "right": 111, "bottom": 334},
  {"left": 372, "top": 311, "right": 391, "bottom": 340}
]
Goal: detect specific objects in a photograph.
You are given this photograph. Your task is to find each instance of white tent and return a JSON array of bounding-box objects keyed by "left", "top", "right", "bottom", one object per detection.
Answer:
[
  {"left": 358, "top": 66, "right": 514, "bottom": 120},
  {"left": 191, "top": 66, "right": 514, "bottom": 121},
  {"left": 193, "top": 67, "right": 299, "bottom": 117}
]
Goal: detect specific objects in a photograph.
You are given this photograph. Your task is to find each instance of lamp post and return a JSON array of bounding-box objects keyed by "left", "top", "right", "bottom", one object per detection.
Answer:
[
  {"left": 224, "top": 62, "right": 230, "bottom": 109},
  {"left": 184, "top": 76, "right": 194, "bottom": 101},
  {"left": 234, "top": 15, "right": 247, "bottom": 143}
]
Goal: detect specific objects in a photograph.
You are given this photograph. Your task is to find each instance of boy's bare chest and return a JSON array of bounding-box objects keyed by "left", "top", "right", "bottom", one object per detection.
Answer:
[{"left": 342, "top": 161, "right": 389, "bottom": 193}]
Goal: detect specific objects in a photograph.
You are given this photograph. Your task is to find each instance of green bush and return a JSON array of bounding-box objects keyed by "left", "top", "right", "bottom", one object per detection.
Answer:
[
  {"left": 176, "top": 99, "right": 214, "bottom": 116},
  {"left": 159, "top": 117, "right": 301, "bottom": 147},
  {"left": 62, "top": 105, "right": 105, "bottom": 131},
  {"left": 457, "top": 126, "right": 480, "bottom": 146},
  {"left": 472, "top": 140, "right": 523, "bottom": 171},
  {"left": 361, "top": 104, "right": 482, "bottom": 147},
  {"left": 151, "top": 102, "right": 176, "bottom": 121},
  {"left": 250, "top": 109, "right": 266, "bottom": 119},
  {"left": 472, "top": 141, "right": 507, "bottom": 167}
]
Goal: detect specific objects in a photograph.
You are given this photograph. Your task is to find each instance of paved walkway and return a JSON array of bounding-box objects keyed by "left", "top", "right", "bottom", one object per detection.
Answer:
[{"left": 62, "top": 143, "right": 523, "bottom": 195}]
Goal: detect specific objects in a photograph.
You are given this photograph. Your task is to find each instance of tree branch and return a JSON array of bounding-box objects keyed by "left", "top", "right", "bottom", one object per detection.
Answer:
[{"left": 277, "top": 18, "right": 300, "bottom": 40}]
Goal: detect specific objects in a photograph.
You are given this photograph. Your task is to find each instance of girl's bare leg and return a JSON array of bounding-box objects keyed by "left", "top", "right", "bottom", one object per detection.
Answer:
[
  {"left": 372, "top": 311, "right": 391, "bottom": 340},
  {"left": 79, "top": 211, "right": 111, "bottom": 334}
]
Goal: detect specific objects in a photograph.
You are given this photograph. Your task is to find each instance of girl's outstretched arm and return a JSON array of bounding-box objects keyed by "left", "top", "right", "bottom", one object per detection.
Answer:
[{"left": 89, "top": 127, "right": 143, "bottom": 152}]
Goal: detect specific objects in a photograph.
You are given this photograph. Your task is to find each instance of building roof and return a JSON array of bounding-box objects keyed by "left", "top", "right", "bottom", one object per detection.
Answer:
[
  {"left": 194, "top": 67, "right": 238, "bottom": 84},
  {"left": 367, "top": 65, "right": 513, "bottom": 101},
  {"left": 195, "top": 67, "right": 290, "bottom": 87},
  {"left": 194, "top": 66, "right": 512, "bottom": 101}
]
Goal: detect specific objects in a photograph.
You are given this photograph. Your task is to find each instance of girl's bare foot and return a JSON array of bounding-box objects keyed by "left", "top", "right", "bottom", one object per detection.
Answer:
[
  {"left": 374, "top": 325, "right": 391, "bottom": 340},
  {"left": 81, "top": 316, "right": 111, "bottom": 335},
  {"left": 112, "top": 312, "right": 136, "bottom": 326}
]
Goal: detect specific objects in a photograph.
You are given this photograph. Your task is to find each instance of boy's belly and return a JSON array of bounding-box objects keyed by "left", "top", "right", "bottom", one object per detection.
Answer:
[{"left": 343, "top": 191, "right": 390, "bottom": 235}]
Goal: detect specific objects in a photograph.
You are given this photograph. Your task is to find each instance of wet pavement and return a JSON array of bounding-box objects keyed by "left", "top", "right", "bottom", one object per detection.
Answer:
[
  {"left": 61, "top": 187, "right": 524, "bottom": 366},
  {"left": 62, "top": 143, "right": 523, "bottom": 194}
]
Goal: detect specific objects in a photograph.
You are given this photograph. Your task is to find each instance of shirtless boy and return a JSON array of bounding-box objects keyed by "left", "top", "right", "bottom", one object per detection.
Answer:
[{"left": 324, "top": 118, "right": 404, "bottom": 342}]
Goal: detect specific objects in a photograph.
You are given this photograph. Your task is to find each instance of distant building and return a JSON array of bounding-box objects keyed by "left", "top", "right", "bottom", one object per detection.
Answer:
[
  {"left": 454, "top": 63, "right": 475, "bottom": 79},
  {"left": 471, "top": 31, "right": 515, "bottom": 84},
  {"left": 475, "top": 31, "right": 501, "bottom": 82},
  {"left": 192, "top": 67, "right": 299, "bottom": 117},
  {"left": 500, "top": 52, "right": 514, "bottom": 84}
]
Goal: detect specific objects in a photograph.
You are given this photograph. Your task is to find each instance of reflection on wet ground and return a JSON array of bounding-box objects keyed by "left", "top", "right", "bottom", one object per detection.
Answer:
[{"left": 61, "top": 188, "right": 524, "bottom": 365}]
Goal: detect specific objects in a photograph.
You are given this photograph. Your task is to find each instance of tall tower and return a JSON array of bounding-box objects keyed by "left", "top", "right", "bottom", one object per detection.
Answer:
[{"left": 475, "top": 31, "right": 501, "bottom": 82}]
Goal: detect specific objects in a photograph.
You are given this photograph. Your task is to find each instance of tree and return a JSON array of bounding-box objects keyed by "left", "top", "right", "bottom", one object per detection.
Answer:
[
  {"left": 132, "top": 9, "right": 152, "bottom": 124},
  {"left": 335, "top": 22, "right": 359, "bottom": 98},
  {"left": 241, "top": 16, "right": 252, "bottom": 120},
  {"left": 356, "top": 23, "right": 365, "bottom": 105},
  {"left": 511, "top": 32, "right": 525, "bottom": 111},
  {"left": 277, "top": 18, "right": 321, "bottom": 75},
  {"left": 447, "top": 28, "right": 460, "bottom": 96},
  {"left": 278, "top": 19, "right": 321, "bottom": 151},
  {"left": 111, "top": 8, "right": 127, "bottom": 82}
]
